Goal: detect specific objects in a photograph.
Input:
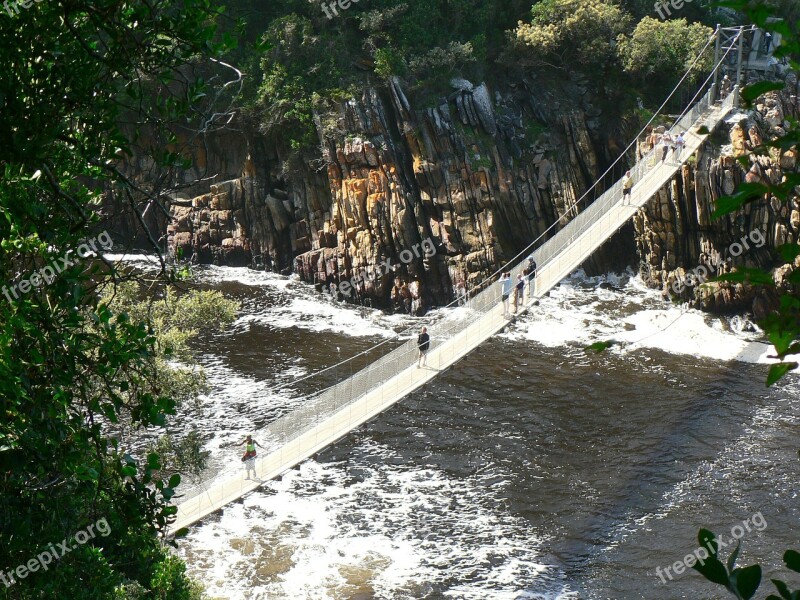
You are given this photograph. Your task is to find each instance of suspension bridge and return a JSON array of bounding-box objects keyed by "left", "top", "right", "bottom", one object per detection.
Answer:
[{"left": 169, "top": 26, "right": 753, "bottom": 534}]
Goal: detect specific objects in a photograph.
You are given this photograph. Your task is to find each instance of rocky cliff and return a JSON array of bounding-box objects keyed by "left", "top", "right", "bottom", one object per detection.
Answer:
[
  {"left": 153, "top": 75, "right": 635, "bottom": 313},
  {"left": 108, "top": 68, "right": 798, "bottom": 318},
  {"left": 633, "top": 73, "right": 800, "bottom": 318}
]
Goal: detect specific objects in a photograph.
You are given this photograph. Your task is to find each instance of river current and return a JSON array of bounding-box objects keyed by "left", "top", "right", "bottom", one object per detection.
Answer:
[{"left": 120, "top": 257, "right": 797, "bottom": 600}]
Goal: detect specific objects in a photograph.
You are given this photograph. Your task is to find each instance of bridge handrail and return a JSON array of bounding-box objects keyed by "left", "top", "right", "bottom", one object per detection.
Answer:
[
  {"left": 174, "top": 63, "right": 741, "bottom": 509},
  {"left": 244, "top": 86, "right": 735, "bottom": 471},
  {"left": 528, "top": 86, "right": 734, "bottom": 274}
]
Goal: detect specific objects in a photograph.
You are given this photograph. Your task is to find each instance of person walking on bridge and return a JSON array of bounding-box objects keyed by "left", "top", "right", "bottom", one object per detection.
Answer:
[
  {"left": 500, "top": 272, "right": 513, "bottom": 316},
  {"left": 524, "top": 257, "right": 537, "bottom": 298},
  {"left": 660, "top": 133, "right": 672, "bottom": 163},
  {"left": 513, "top": 273, "right": 525, "bottom": 313},
  {"left": 237, "top": 435, "right": 262, "bottom": 479},
  {"left": 622, "top": 171, "right": 634, "bottom": 205},
  {"left": 720, "top": 74, "right": 733, "bottom": 99},
  {"left": 673, "top": 132, "right": 686, "bottom": 160},
  {"left": 763, "top": 31, "right": 773, "bottom": 54},
  {"left": 417, "top": 326, "right": 430, "bottom": 367}
]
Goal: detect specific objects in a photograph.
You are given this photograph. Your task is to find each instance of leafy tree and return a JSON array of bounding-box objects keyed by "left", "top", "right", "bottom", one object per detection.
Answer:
[
  {"left": 257, "top": 13, "right": 350, "bottom": 153},
  {"left": 514, "top": 0, "right": 632, "bottom": 71},
  {"left": 0, "top": 0, "right": 237, "bottom": 597},
  {"left": 101, "top": 282, "right": 239, "bottom": 478},
  {"left": 617, "top": 17, "right": 714, "bottom": 100},
  {"left": 619, "top": 0, "right": 723, "bottom": 24}
]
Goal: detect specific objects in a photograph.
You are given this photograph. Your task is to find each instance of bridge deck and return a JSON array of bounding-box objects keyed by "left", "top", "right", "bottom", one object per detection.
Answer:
[{"left": 170, "top": 93, "right": 736, "bottom": 534}]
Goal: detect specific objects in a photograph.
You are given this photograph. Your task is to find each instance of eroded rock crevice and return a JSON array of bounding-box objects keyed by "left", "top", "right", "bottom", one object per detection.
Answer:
[
  {"left": 634, "top": 76, "right": 800, "bottom": 317},
  {"left": 158, "top": 76, "right": 631, "bottom": 312}
]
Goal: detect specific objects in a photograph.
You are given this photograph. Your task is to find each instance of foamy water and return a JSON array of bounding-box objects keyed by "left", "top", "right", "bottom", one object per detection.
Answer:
[
  {"left": 106, "top": 257, "right": 796, "bottom": 599},
  {"left": 503, "top": 269, "right": 796, "bottom": 369},
  {"left": 179, "top": 447, "right": 574, "bottom": 599}
]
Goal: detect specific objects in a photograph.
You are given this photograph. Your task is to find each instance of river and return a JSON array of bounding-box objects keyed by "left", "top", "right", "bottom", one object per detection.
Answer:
[{"left": 131, "top": 258, "right": 798, "bottom": 600}]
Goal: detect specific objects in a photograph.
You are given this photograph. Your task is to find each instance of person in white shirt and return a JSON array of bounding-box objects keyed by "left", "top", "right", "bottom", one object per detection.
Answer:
[
  {"left": 661, "top": 133, "right": 672, "bottom": 163},
  {"left": 622, "top": 171, "right": 634, "bottom": 205},
  {"left": 499, "top": 272, "right": 513, "bottom": 316},
  {"left": 673, "top": 132, "right": 686, "bottom": 159}
]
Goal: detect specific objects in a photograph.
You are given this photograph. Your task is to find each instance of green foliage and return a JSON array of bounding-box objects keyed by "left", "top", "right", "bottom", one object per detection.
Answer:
[
  {"left": 101, "top": 281, "right": 237, "bottom": 476},
  {"left": 241, "top": 0, "right": 533, "bottom": 150},
  {"left": 620, "top": 0, "right": 723, "bottom": 23},
  {"left": 691, "top": 529, "right": 762, "bottom": 599},
  {"left": 242, "top": 0, "right": 733, "bottom": 174},
  {"left": 103, "top": 282, "right": 239, "bottom": 358},
  {"left": 617, "top": 17, "right": 714, "bottom": 90},
  {"left": 0, "top": 0, "right": 234, "bottom": 596},
  {"left": 148, "top": 554, "right": 206, "bottom": 600},
  {"left": 407, "top": 42, "right": 477, "bottom": 78},
  {"left": 374, "top": 46, "right": 407, "bottom": 79},
  {"left": 514, "top": 0, "right": 632, "bottom": 70},
  {"left": 149, "top": 432, "right": 211, "bottom": 483},
  {"left": 257, "top": 14, "right": 340, "bottom": 150},
  {"left": 692, "top": 530, "right": 800, "bottom": 600}
]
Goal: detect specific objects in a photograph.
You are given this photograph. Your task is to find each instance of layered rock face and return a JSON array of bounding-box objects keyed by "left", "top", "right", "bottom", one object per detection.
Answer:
[
  {"left": 634, "top": 75, "right": 800, "bottom": 317},
  {"left": 162, "top": 76, "right": 634, "bottom": 312},
  {"left": 109, "top": 68, "right": 798, "bottom": 318}
]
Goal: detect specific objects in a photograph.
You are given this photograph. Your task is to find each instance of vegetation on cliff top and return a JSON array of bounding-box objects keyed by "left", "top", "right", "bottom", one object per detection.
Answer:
[
  {"left": 226, "top": 0, "right": 723, "bottom": 157},
  {"left": 0, "top": 0, "right": 797, "bottom": 597}
]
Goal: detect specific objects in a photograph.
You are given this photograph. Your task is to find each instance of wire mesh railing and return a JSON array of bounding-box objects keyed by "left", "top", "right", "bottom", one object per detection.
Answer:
[
  {"left": 248, "top": 86, "right": 735, "bottom": 462},
  {"left": 532, "top": 86, "right": 736, "bottom": 274},
  {"left": 196, "top": 100, "right": 724, "bottom": 501},
  {"left": 173, "top": 67, "right": 740, "bottom": 518}
]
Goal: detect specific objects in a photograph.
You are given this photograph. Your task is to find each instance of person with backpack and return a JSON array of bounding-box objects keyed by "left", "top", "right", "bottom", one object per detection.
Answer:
[{"left": 237, "top": 435, "right": 262, "bottom": 480}]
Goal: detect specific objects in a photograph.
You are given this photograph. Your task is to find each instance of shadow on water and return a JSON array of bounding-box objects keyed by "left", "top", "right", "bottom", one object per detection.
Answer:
[
  {"left": 548, "top": 360, "right": 756, "bottom": 590},
  {"left": 336, "top": 335, "right": 791, "bottom": 599},
  {"left": 175, "top": 265, "right": 796, "bottom": 599}
]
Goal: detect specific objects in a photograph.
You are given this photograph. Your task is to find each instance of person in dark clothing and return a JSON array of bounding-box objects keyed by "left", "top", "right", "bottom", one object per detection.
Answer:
[
  {"left": 524, "top": 257, "right": 537, "bottom": 297},
  {"left": 763, "top": 32, "right": 773, "bottom": 54},
  {"left": 417, "top": 326, "right": 430, "bottom": 367},
  {"left": 513, "top": 274, "right": 525, "bottom": 313}
]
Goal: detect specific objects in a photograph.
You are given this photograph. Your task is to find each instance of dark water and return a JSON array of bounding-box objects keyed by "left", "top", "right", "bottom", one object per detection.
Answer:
[{"left": 146, "top": 259, "right": 798, "bottom": 600}]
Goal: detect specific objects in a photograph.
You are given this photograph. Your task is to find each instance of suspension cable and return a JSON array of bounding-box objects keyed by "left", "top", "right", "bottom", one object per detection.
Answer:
[{"left": 273, "top": 27, "right": 743, "bottom": 395}]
